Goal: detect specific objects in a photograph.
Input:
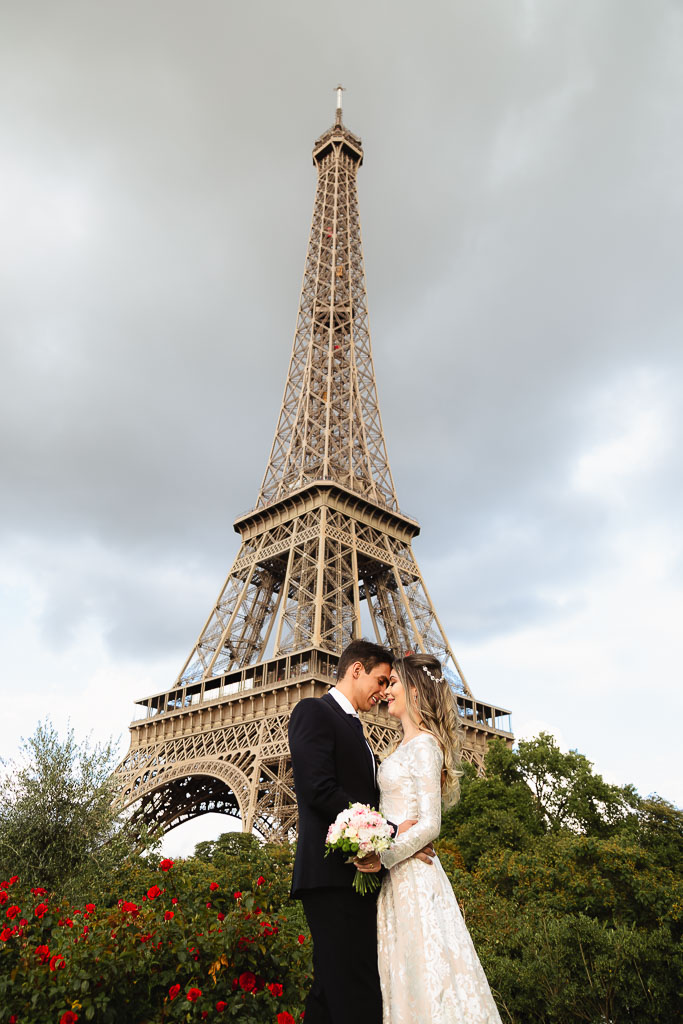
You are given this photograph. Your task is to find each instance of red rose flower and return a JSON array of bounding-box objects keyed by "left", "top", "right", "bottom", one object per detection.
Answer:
[
  {"left": 233, "top": 891, "right": 242, "bottom": 900},
  {"left": 0, "top": 927, "right": 13, "bottom": 941},
  {"left": 84, "top": 903, "right": 95, "bottom": 913},
  {"left": 297, "top": 934, "right": 306, "bottom": 944},
  {"left": 168, "top": 983, "right": 181, "bottom": 1000},
  {"left": 209, "top": 881, "right": 219, "bottom": 891},
  {"left": 164, "top": 910, "right": 174, "bottom": 921},
  {"left": 0, "top": 892, "right": 7, "bottom": 905},
  {"left": 60, "top": 1013, "right": 79, "bottom": 1024},
  {"left": 256, "top": 875, "right": 265, "bottom": 886},
  {"left": 0, "top": 881, "right": 7, "bottom": 889},
  {"left": 35, "top": 902, "right": 48, "bottom": 918},
  {"left": 187, "top": 988, "right": 202, "bottom": 1002},
  {"left": 6, "top": 906, "right": 20, "bottom": 920},
  {"left": 8, "top": 876, "right": 18, "bottom": 885},
  {"left": 120, "top": 901, "right": 140, "bottom": 917},
  {"left": 202, "top": 1014, "right": 208, "bottom": 1020},
  {"left": 147, "top": 885, "right": 162, "bottom": 900},
  {"left": 50, "top": 954, "right": 66, "bottom": 971},
  {"left": 171, "top": 897, "right": 179, "bottom": 904},
  {"left": 35, "top": 944, "right": 50, "bottom": 963},
  {"left": 216, "top": 1001, "right": 228, "bottom": 1012},
  {"left": 160, "top": 858, "right": 174, "bottom": 871},
  {"left": 10, "top": 1016, "right": 17, "bottom": 1023},
  {"left": 217, "top": 911, "right": 225, "bottom": 921},
  {"left": 239, "top": 971, "right": 257, "bottom": 992},
  {"left": 231, "top": 978, "right": 239, "bottom": 990},
  {"left": 277, "top": 1013, "right": 296, "bottom": 1024},
  {"left": 31, "top": 887, "right": 47, "bottom": 895},
  {"left": 268, "top": 982, "right": 284, "bottom": 997}
]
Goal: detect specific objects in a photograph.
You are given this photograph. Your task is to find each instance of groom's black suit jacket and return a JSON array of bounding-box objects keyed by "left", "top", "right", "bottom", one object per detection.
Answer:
[{"left": 289, "top": 691, "right": 379, "bottom": 896}]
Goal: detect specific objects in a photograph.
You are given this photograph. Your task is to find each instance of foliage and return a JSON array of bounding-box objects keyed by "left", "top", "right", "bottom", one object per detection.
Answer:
[
  {"left": 617, "top": 794, "right": 683, "bottom": 871},
  {"left": 475, "top": 832, "right": 681, "bottom": 929},
  {"left": 515, "top": 733, "right": 639, "bottom": 836},
  {"left": 2, "top": 720, "right": 681, "bottom": 1023},
  {"left": 442, "top": 735, "right": 641, "bottom": 869},
  {"left": 480, "top": 907, "right": 680, "bottom": 1024},
  {"left": 441, "top": 746, "right": 544, "bottom": 867},
  {"left": 0, "top": 854, "right": 310, "bottom": 1024},
  {"left": 193, "top": 834, "right": 295, "bottom": 910},
  {"left": 0, "top": 721, "right": 155, "bottom": 903},
  {"left": 437, "top": 734, "right": 682, "bottom": 1023}
]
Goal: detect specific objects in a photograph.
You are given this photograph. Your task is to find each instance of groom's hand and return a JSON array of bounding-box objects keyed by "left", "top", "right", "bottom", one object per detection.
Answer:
[{"left": 414, "top": 843, "right": 435, "bottom": 865}]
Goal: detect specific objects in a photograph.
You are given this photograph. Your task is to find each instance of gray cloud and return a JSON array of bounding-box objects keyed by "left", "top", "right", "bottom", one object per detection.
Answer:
[{"left": 1, "top": 0, "right": 682, "bottom": 669}]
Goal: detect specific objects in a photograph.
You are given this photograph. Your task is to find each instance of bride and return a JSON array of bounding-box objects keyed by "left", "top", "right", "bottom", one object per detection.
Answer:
[{"left": 356, "top": 653, "right": 503, "bottom": 1024}]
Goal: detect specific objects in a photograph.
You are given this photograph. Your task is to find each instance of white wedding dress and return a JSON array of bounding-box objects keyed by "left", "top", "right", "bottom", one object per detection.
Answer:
[{"left": 377, "top": 733, "right": 502, "bottom": 1024}]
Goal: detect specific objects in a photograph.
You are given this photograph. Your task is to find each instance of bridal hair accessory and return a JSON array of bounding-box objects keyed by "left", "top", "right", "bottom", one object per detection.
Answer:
[{"left": 421, "top": 665, "right": 443, "bottom": 685}]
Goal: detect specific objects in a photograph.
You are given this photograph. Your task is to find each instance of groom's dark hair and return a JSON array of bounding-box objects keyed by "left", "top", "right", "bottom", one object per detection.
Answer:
[{"left": 336, "top": 638, "right": 394, "bottom": 683}]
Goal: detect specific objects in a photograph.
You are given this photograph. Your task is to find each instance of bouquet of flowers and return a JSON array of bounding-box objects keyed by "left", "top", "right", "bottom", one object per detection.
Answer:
[{"left": 325, "top": 802, "right": 394, "bottom": 894}]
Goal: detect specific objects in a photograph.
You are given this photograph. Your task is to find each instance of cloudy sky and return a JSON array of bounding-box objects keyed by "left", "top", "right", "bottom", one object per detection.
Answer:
[{"left": 2, "top": 1, "right": 681, "bottom": 854}]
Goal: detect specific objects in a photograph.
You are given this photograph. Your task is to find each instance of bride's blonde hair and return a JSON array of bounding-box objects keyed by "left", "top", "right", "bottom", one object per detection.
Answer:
[{"left": 386, "top": 654, "right": 463, "bottom": 807}]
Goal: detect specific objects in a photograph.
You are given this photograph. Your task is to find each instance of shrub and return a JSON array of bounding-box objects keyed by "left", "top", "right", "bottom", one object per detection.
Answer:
[{"left": 0, "top": 855, "right": 311, "bottom": 1023}]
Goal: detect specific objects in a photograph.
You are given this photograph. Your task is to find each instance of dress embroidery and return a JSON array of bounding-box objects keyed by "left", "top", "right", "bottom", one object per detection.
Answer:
[{"left": 377, "top": 734, "right": 502, "bottom": 1024}]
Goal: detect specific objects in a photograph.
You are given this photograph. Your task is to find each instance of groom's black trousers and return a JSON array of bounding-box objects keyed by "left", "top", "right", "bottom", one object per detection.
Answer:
[{"left": 300, "top": 887, "right": 383, "bottom": 1024}]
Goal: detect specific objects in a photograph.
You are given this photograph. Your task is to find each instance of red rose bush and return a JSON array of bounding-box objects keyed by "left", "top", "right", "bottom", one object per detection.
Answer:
[{"left": 0, "top": 861, "right": 310, "bottom": 1023}]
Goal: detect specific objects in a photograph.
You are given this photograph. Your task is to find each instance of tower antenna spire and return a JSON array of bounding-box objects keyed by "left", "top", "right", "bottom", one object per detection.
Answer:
[{"left": 335, "top": 83, "right": 345, "bottom": 125}]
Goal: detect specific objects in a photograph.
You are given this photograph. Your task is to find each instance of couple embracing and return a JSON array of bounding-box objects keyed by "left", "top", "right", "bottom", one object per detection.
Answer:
[{"left": 288, "top": 639, "right": 502, "bottom": 1024}]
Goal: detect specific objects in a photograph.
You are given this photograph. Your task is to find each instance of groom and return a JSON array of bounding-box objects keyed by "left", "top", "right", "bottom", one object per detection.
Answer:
[
  {"left": 290, "top": 638, "right": 434, "bottom": 1023},
  {"left": 288, "top": 638, "right": 392, "bottom": 1024}
]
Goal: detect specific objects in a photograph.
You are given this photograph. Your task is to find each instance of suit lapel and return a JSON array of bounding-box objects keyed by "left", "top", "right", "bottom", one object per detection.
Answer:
[
  {"left": 321, "top": 691, "right": 358, "bottom": 737},
  {"left": 321, "top": 692, "right": 376, "bottom": 784}
]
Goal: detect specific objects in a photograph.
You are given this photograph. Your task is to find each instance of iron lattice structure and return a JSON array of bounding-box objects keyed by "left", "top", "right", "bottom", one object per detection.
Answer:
[{"left": 115, "top": 95, "right": 513, "bottom": 841}]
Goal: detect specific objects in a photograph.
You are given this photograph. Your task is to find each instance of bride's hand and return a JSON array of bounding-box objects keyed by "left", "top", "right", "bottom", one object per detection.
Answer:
[{"left": 354, "top": 853, "right": 382, "bottom": 873}]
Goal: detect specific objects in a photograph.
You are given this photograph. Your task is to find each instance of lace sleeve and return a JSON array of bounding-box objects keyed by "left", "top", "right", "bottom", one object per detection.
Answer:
[{"left": 380, "top": 735, "right": 443, "bottom": 870}]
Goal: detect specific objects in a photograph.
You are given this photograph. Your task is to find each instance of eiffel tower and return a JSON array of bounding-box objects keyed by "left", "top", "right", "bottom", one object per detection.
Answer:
[{"left": 114, "top": 90, "right": 513, "bottom": 841}]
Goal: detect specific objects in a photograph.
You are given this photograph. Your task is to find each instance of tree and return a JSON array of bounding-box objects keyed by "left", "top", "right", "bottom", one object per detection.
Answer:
[
  {"left": 0, "top": 719, "right": 149, "bottom": 899},
  {"left": 441, "top": 741, "right": 544, "bottom": 867},
  {"left": 618, "top": 794, "right": 683, "bottom": 870},
  {"left": 474, "top": 832, "right": 681, "bottom": 930},
  {"left": 516, "top": 733, "right": 638, "bottom": 836},
  {"left": 437, "top": 734, "right": 682, "bottom": 1023},
  {"left": 478, "top": 908, "right": 681, "bottom": 1024}
]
